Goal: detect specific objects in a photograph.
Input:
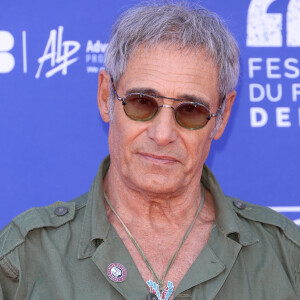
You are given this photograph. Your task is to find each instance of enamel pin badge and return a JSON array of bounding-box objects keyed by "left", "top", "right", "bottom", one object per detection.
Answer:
[{"left": 107, "top": 263, "right": 127, "bottom": 282}]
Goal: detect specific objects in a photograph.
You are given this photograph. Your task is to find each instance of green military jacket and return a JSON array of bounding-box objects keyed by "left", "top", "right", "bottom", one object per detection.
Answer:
[{"left": 0, "top": 156, "right": 299, "bottom": 299}]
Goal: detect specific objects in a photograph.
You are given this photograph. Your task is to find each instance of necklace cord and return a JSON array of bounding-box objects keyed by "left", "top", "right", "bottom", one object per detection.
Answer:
[{"left": 103, "top": 186, "right": 205, "bottom": 291}]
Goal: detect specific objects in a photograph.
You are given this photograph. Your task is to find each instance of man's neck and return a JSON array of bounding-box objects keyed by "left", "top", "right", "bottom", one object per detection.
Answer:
[{"left": 102, "top": 165, "right": 214, "bottom": 230}]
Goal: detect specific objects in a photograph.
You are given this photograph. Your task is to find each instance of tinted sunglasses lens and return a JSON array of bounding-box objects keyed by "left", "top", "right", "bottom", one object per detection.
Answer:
[
  {"left": 176, "top": 103, "right": 210, "bottom": 129},
  {"left": 123, "top": 94, "right": 158, "bottom": 121}
]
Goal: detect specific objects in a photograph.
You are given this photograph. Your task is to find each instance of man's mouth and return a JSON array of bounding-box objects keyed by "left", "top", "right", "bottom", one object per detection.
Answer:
[{"left": 138, "top": 152, "right": 178, "bottom": 164}]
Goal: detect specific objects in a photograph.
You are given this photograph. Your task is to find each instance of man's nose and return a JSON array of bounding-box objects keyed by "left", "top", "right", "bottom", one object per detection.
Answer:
[{"left": 147, "top": 105, "right": 178, "bottom": 146}]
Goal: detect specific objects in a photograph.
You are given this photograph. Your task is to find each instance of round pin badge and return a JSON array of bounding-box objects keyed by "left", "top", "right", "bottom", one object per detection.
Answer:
[{"left": 107, "top": 263, "right": 127, "bottom": 282}]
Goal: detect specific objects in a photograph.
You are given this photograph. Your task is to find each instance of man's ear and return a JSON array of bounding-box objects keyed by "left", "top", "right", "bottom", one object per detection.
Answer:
[
  {"left": 97, "top": 69, "right": 111, "bottom": 123},
  {"left": 213, "top": 90, "right": 236, "bottom": 140}
]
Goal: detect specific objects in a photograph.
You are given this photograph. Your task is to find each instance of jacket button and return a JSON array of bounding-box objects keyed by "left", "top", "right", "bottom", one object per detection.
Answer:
[
  {"left": 54, "top": 206, "right": 69, "bottom": 216},
  {"left": 233, "top": 199, "right": 246, "bottom": 210}
]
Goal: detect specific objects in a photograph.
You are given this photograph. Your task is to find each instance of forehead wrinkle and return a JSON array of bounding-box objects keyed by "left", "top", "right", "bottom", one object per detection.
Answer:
[
  {"left": 125, "top": 64, "right": 216, "bottom": 105},
  {"left": 124, "top": 87, "right": 158, "bottom": 96},
  {"left": 130, "top": 63, "right": 204, "bottom": 84},
  {"left": 129, "top": 49, "right": 210, "bottom": 80}
]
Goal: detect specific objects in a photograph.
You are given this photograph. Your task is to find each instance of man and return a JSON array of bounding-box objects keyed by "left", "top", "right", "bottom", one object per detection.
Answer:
[{"left": 0, "top": 2, "right": 299, "bottom": 299}]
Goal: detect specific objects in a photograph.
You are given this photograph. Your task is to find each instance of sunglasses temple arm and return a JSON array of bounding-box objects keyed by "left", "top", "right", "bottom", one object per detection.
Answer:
[
  {"left": 211, "top": 94, "right": 226, "bottom": 118},
  {"left": 111, "top": 77, "right": 126, "bottom": 103}
]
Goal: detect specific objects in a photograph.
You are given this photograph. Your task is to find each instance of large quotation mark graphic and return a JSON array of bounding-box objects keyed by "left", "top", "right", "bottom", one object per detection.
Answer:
[
  {"left": 0, "top": 31, "right": 15, "bottom": 73},
  {"left": 247, "top": 0, "right": 300, "bottom": 47},
  {"left": 287, "top": 0, "right": 300, "bottom": 46}
]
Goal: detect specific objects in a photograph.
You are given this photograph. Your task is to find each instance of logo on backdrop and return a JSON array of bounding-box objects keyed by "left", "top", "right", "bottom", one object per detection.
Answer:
[
  {"left": 246, "top": 0, "right": 300, "bottom": 128},
  {"left": 86, "top": 40, "right": 108, "bottom": 74},
  {"left": 35, "top": 26, "right": 80, "bottom": 79},
  {"left": 0, "top": 26, "right": 108, "bottom": 77},
  {"left": 0, "top": 31, "right": 15, "bottom": 73}
]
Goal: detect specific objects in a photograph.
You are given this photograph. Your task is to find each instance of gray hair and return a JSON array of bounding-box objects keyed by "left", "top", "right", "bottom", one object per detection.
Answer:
[{"left": 104, "top": 1, "right": 239, "bottom": 130}]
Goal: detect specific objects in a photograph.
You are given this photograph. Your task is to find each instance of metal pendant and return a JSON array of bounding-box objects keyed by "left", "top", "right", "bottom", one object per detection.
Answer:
[
  {"left": 146, "top": 280, "right": 174, "bottom": 300},
  {"left": 148, "top": 293, "right": 159, "bottom": 300}
]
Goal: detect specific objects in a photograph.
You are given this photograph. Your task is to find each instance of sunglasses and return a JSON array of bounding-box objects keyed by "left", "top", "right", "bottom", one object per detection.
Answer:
[{"left": 111, "top": 78, "right": 225, "bottom": 130}]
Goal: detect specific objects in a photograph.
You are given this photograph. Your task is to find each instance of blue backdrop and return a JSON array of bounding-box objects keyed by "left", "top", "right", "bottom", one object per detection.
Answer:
[{"left": 1, "top": 0, "right": 299, "bottom": 229}]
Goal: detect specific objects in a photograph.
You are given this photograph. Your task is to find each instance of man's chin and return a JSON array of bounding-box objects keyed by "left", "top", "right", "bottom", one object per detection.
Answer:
[{"left": 128, "top": 175, "right": 183, "bottom": 196}]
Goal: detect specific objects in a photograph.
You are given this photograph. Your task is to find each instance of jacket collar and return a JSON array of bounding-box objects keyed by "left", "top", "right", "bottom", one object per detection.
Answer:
[
  {"left": 201, "top": 165, "right": 258, "bottom": 246},
  {"left": 77, "top": 156, "right": 111, "bottom": 259}
]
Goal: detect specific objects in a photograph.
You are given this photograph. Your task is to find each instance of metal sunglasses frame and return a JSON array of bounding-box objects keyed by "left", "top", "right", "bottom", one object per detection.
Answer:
[{"left": 110, "top": 77, "right": 226, "bottom": 129}]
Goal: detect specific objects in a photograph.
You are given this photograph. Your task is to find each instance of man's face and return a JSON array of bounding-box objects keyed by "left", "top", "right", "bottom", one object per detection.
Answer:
[{"left": 99, "top": 44, "right": 234, "bottom": 196}]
